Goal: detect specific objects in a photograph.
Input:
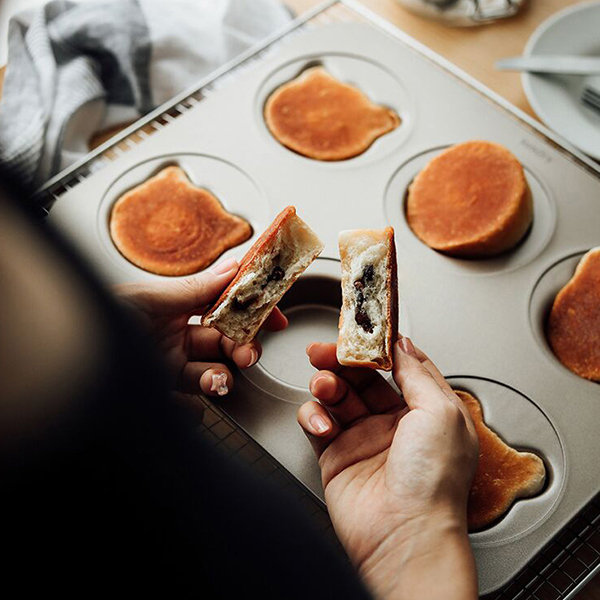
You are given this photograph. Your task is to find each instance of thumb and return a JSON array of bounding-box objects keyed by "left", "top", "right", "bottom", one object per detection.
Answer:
[
  {"left": 392, "top": 337, "right": 448, "bottom": 412},
  {"left": 166, "top": 257, "right": 239, "bottom": 313},
  {"left": 125, "top": 257, "right": 239, "bottom": 316}
]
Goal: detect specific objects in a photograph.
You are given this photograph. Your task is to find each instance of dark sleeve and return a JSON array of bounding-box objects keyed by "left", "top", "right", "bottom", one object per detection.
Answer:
[
  {"left": 0, "top": 186, "right": 370, "bottom": 599},
  {"left": 3, "top": 349, "right": 371, "bottom": 599}
]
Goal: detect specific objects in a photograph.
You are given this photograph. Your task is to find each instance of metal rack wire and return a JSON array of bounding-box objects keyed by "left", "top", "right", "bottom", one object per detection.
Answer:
[
  {"left": 196, "top": 393, "right": 600, "bottom": 600},
  {"left": 484, "top": 498, "right": 600, "bottom": 599},
  {"left": 196, "top": 397, "right": 341, "bottom": 547},
  {"left": 38, "top": 2, "right": 600, "bottom": 598}
]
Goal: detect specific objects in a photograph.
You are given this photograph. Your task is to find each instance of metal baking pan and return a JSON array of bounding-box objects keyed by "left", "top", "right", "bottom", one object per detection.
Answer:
[{"left": 45, "top": 3, "right": 600, "bottom": 594}]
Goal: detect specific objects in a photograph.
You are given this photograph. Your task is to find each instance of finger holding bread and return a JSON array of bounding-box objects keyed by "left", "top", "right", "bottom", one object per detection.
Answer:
[
  {"left": 403, "top": 338, "right": 454, "bottom": 396},
  {"left": 187, "top": 308, "right": 286, "bottom": 371},
  {"left": 115, "top": 257, "right": 239, "bottom": 318},
  {"left": 261, "top": 306, "right": 289, "bottom": 332},
  {"left": 397, "top": 335, "right": 473, "bottom": 416},
  {"left": 307, "top": 342, "right": 405, "bottom": 415},
  {"left": 309, "top": 370, "right": 371, "bottom": 428},
  {"left": 297, "top": 400, "right": 342, "bottom": 458},
  {"left": 392, "top": 337, "right": 457, "bottom": 413}
]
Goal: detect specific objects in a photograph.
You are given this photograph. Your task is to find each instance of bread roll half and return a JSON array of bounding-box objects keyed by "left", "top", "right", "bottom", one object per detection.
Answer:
[
  {"left": 202, "top": 206, "right": 323, "bottom": 344},
  {"left": 406, "top": 141, "right": 533, "bottom": 257},
  {"left": 337, "top": 228, "right": 398, "bottom": 371}
]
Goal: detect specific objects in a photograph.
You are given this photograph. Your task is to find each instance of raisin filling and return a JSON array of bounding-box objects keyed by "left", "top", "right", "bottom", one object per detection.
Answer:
[
  {"left": 354, "top": 264, "right": 375, "bottom": 333},
  {"left": 262, "top": 265, "right": 285, "bottom": 289},
  {"left": 232, "top": 296, "right": 256, "bottom": 311},
  {"left": 232, "top": 264, "right": 286, "bottom": 311}
]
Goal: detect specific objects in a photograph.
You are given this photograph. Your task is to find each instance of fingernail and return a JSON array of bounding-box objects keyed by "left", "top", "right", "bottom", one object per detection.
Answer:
[
  {"left": 210, "top": 371, "right": 229, "bottom": 396},
  {"left": 399, "top": 336, "right": 417, "bottom": 357},
  {"left": 310, "top": 374, "right": 335, "bottom": 400},
  {"left": 306, "top": 343, "right": 316, "bottom": 355},
  {"left": 309, "top": 414, "right": 330, "bottom": 435},
  {"left": 211, "top": 257, "right": 238, "bottom": 275},
  {"left": 246, "top": 348, "right": 258, "bottom": 368},
  {"left": 308, "top": 374, "right": 324, "bottom": 395}
]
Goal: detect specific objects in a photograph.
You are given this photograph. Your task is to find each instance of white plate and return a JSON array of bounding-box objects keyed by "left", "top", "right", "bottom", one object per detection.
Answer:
[{"left": 522, "top": 1, "right": 600, "bottom": 159}]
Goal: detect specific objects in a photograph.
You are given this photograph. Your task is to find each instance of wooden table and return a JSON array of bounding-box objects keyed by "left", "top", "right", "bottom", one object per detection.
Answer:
[
  {"left": 1, "top": 1, "right": 598, "bottom": 597},
  {"left": 287, "top": 0, "right": 585, "bottom": 122},
  {"left": 0, "top": 0, "right": 583, "bottom": 141}
]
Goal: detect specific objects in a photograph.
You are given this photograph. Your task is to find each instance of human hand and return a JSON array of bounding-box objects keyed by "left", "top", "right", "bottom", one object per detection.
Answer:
[
  {"left": 115, "top": 258, "right": 288, "bottom": 398},
  {"left": 297, "top": 337, "right": 479, "bottom": 600}
]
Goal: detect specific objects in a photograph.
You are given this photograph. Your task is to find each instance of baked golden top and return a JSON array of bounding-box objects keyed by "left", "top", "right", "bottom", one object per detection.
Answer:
[
  {"left": 264, "top": 66, "right": 400, "bottom": 161},
  {"left": 457, "top": 390, "right": 546, "bottom": 531},
  {"left": 406, "top": 141, "right": 532, "bottom": 257},
  {"left": 110, "top": 166, "right": 251, "bottom": 276},
  {"left": 547, "top": 248, "right": 600, "bottom": 382}
]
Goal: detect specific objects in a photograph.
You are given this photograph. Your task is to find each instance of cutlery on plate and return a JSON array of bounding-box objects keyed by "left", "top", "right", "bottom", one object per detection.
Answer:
[
  {"left": 495, "top": 55, "right": 600, "bottom": 75},
  {"left": 582, "top": 86, "right": 600, "bottom": 115}
]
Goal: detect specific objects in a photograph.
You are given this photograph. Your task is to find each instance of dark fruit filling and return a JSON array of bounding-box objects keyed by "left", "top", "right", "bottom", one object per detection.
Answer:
[
  {"left": 232, "top": 296, "right": 256, "bottom": 311},
  {"left": 233, "top": 263, "right": 286, "bottom": 310},
  {"left": 262, "top": 265, "right": 285, "bottom": 288},
  {"left": 354, "top": 264, "right": 374, "bottom": 333}
]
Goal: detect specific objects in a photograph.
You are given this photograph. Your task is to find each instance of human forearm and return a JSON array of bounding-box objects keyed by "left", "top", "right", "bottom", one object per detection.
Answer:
[{"left": 357, "top": 515, "right": 478, "bottom": 600}]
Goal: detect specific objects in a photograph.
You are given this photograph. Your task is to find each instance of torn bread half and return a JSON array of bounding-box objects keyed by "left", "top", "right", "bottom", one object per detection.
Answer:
[
  {"left": 337, "top": 228, "right": 398, "bottom": 371},
  {"left": 202, "top": 206, "right": 324, "bottom": 344}
]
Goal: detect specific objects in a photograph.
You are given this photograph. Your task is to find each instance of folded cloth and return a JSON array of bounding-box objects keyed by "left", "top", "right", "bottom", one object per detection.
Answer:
[{"left": 0, "top": 0, "right": 292, "bottom": 187}]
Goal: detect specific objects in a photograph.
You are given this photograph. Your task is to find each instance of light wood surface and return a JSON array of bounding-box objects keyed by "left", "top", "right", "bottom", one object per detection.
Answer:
[{"left": 286, "top": 0, "right": 585, "bottom": 121}]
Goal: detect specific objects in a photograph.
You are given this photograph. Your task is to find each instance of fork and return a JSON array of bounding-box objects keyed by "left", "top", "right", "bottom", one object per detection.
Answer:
[{"left": 582, "top": 85, "right": 600, "bottom": 114}]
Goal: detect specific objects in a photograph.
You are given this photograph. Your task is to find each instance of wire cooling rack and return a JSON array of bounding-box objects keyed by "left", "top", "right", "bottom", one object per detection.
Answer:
[
  {"left": 196, "top": 394, "right": 600, "bottom": 600},
  {"left": 38, "top": 2, "right": 600, "bottom": 598}
]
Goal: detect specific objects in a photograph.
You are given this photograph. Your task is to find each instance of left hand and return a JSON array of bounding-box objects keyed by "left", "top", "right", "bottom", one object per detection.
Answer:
[{"left": 115, "top": 257, "right": 288, "bottom": 398}]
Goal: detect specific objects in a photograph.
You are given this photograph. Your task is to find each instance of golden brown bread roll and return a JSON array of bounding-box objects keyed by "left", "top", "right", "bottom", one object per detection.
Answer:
[
  {"left": 109, "top": 166, "right": 252, "bottom": 276},
  {"left": 456, "top": 390, "right": 546, "bottom": 531},
  {"left": 264, "top": 66, "right": 400, "bottom": 161},
  {"left": 547, "top": 248, "right": 600, "bottom": 382},
  {"left": 406, "top": 141, "right": 533, "bottom": 258}
]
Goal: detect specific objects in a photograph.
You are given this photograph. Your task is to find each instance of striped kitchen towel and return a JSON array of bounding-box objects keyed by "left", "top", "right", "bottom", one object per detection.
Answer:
[{"left": 0, "top": 0, "right": 291, "bottom": 187}]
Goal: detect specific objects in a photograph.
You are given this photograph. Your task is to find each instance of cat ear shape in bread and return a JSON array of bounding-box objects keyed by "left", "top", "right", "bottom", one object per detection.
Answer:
[
  {"left": 110, "top": 166, "right": 252, "bottom": 276},
  {"left": 456, "top": 390, "right": 546, "bottom": 531},
  {"left": 265, "top": 67, "right": 401, "bottom": 161}
]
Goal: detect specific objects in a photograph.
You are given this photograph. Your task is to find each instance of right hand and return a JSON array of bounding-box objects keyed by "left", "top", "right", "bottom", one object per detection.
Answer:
[{"left": 297, "top": 336, "right": 479, "bottom": 599}]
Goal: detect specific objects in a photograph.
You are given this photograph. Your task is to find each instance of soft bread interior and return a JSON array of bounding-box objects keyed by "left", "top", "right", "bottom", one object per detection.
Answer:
[
  {"left": 205, "top": 214, "right": 323, "bottom": 342},
  {"left": 337, "top": 231, "right": 389, "bottom": 364}
]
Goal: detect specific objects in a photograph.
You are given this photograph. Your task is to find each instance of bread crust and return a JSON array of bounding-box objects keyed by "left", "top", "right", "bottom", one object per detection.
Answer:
[
  {"left": 406, "top": 141, "right": 533, "bottom": 258},
  {"left": 264, "top": 66, "right": 400, "bottom": 161},
  {"left": 109, "top": 166, "right": 252, "bottom": 276},
  {"left": 457, "top": 390, "right": 547, "bottom": 531},
  {"left": 547, "top": 247, "right": 600, "bottom": 381},
  {"left": 337, "top": 227, "right": 397, "bottom": 371}
]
